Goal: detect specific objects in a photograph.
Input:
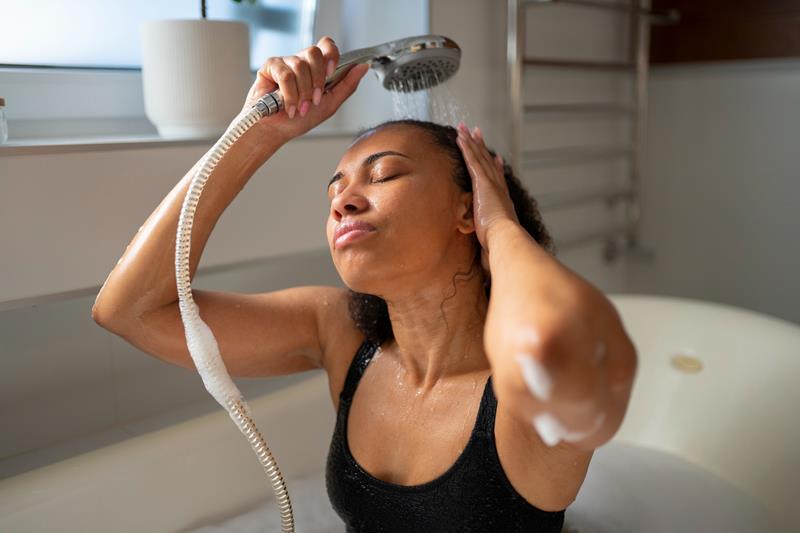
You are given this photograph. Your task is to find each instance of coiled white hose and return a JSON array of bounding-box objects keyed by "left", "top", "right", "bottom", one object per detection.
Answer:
[{"left": 175, "top": 96, "right": 296, "bottom": 532}]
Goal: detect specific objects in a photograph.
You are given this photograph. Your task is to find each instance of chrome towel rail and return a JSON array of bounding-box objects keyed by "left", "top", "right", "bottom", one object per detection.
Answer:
[{"left": 507, "top": 0, "right": 675, "bottom": 262}]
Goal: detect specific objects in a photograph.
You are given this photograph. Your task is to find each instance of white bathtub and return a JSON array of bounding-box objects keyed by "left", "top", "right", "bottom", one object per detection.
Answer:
[{"left": 1, "top": 294, "right": 797, "bottom": 532}]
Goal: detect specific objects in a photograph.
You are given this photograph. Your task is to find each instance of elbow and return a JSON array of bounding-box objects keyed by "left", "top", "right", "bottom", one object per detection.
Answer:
[
  {"left": 91, "top": 302, "right": 107, "bottom": 325},
  {"left": 91, "top": 291, "right": 113, "bottom": 326},
  {"left": 91, "top": 283, "right": 132, "bottom": 331},
  {"left": 91, "top": 301, "right": 130, "bottom": 334},
  {"left": 91, "top": 304, "right": 117, "bottom": 332}
]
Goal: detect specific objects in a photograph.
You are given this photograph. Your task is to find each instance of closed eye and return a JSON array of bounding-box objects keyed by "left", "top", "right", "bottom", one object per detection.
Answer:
[
  {"left": 328, "top": 173, "right": 403, "bottom": 203},
  {"left": 373, "top": 173, "right": 402, "bottom": 183}
]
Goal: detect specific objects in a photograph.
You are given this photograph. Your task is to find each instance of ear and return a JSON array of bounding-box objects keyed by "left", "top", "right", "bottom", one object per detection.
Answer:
[{"left": 456, "top": 192, "right": 475, "bottom": 235}]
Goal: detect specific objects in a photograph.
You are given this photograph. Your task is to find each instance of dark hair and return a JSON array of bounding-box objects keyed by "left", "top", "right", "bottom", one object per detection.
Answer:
[{"left": 345, "top": 119, "right": 556, "bottom": 346}]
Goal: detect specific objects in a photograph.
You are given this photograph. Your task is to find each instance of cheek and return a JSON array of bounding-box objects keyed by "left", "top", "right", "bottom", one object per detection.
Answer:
[{"left": 384, "top": 185, "right": 450, "bottom": 234}]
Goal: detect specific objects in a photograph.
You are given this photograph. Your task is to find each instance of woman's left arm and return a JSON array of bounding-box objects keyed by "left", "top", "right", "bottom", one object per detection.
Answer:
[
  {"left": 456, "top": 122, "right": 638, "bottom": 452},
  {"left": 484, "top": 217, "right": 638, "bottom": 451}
]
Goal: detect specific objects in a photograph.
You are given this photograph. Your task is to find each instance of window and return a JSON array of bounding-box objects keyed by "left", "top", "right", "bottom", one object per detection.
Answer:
[
  {"left": 0, "top": 0, "right": 317, "bottom": 71},
  {"left": 0, "top": 0, "right": 429, "bottom": 142}
]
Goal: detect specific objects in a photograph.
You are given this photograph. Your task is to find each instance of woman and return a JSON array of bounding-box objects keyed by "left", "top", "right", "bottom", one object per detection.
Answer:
[{"left": 92, "top": 37, "right": 637, "bottom": 532}]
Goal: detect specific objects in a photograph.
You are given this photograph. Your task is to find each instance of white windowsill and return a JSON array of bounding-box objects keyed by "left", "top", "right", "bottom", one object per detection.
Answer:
[{"left": 0, "top": 127, "right": 358, "bottom": 155}]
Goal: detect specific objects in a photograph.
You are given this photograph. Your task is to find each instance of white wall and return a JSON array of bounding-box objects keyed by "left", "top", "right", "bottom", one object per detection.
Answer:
[
  {"left": 632, "top": 59, "right": 800, "bottom": 325},
  {"left": 0, "top": 137, "right": 349, "bottom": 305}
]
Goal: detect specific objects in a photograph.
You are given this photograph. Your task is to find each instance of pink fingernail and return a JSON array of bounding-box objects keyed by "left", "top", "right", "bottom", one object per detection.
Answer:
[
  {"left": 287, "top": 105, "right": 296, "bottom": 119},
  {"left": 313, "top": 87, "right": 322, "bottom": 106},
  {"left": 327, "top": 59, "right": 335, "bottom": 77},
  {"left": 299, "top": 100, "right": 311, "bottom": 117}
]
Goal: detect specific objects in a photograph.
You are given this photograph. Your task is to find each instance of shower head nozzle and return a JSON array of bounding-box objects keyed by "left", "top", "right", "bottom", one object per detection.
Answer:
[
  {"left": 255, "top": 34, "right": 461, "bottom": 118},
  {"left": 325, "top": 34, "right": 461, "bottom": 94}
]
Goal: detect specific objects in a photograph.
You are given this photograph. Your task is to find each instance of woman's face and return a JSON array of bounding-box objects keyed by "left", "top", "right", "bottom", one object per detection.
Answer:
[{"left": 326, "top": 125, "right": 475, "bottom": 296}]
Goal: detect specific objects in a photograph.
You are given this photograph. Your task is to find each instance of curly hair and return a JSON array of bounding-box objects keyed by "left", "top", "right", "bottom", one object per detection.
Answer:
[{"left": 344, "top": 119, "right": 556, "bottom": 347}]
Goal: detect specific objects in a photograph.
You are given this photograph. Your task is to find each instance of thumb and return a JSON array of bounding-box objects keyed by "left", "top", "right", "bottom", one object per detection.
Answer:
[{"left": 324, "top": 63, "right": 370, "bottom": 109}]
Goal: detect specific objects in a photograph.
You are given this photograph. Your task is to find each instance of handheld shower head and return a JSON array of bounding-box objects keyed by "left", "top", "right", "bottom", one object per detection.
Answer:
[
  {"left": 254, "top": 34, "right": 461, "bottom": 116},
  {"left": 333, "top": 34, "right": 461, "bottom": 92}
]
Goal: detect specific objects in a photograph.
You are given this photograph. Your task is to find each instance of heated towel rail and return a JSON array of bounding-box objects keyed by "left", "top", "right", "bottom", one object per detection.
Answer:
[{"left": 507, "top": 0, "right": 679, "bottom": 262}]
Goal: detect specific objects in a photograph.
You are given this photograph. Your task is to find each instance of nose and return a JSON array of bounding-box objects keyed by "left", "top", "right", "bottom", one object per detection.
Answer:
[{"left": 330, "top": 185, "right": 369, "bottom": 220}]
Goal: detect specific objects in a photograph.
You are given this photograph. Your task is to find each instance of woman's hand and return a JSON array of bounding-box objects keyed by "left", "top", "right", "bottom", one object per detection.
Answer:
[
  {"left": 455, "top": 121, "right": 519, "bottom": 277},
  {"left": 240, "top": 36, "right": 370, "bottom": 145}
]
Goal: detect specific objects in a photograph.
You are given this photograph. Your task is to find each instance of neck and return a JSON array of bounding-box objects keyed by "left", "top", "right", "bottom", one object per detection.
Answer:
[{"left": 382, "top": 269, "right": 490, "bottom": 393}]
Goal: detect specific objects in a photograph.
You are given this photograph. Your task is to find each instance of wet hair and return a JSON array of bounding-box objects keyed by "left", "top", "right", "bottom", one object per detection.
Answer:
[{"left": 343, "top": 119, "right": 556, "bottom": 346}]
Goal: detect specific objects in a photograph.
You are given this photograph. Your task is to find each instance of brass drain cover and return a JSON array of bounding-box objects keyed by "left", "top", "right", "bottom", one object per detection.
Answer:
[{"left": 670, "top": 353, "right": 703, "bottom": 373}]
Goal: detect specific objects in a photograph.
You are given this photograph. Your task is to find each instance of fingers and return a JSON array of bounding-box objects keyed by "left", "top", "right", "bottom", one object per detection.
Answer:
[
  {"left": 468, "top": 124, "right": 501, "bottom": 177},
  {"left": 457, "top": 123, "right": 510, "bottom": 188},
  {"left": 301, "top": 44, "right": 326, "bottom": 106},
  {"left": 471, "top": 125, "right": 503, "bottom": 171},
  {"left": 260, "top": 58, "right": 299, "bottom": 118},
  {"left": 255, "top": 36, "right": 341, "bottom": 119},
  {"left": 284, "top": 55, "right": 313, "bottom": 117},
  {"left": 457, "top": 123, "right": 496, "bottom": 182},
  {"left": 316, "top": 36, "right": 340, "bottom": 80}
]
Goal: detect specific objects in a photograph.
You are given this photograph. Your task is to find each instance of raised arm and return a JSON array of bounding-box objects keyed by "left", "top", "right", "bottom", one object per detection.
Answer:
[{"left": 92, "top": 37, "right": 369, "bottom": 376}]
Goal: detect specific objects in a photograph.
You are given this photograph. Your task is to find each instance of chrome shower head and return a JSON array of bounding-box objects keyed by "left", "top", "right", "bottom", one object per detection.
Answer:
[
  {"left": 254, "top": 34, "right": 461, "bottom": 117},
  {"left": 325, "top": 34, "right": 461, "bottom": 93}
]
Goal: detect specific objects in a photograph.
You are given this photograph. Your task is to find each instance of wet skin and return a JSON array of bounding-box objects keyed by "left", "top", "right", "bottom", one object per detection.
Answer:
[{"left": 323, "top": 124, "right": 596, "bottom": 511}]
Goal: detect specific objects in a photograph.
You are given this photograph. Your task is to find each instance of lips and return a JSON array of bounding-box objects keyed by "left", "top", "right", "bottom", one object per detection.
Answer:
[{"left": 334, "top": 219, "right": 376, "bottom": 248}]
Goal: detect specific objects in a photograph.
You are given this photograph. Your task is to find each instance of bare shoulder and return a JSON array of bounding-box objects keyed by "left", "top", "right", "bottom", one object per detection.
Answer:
[
  {"left": 314, "top": 286, "right": 368, "bottom": 410},
  {"left": 494, "top": 397, "right": 595, "bottom": 512}
]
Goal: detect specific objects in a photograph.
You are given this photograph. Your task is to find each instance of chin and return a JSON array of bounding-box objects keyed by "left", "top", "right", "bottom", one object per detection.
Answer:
[
  {"left": 335, "top": 264, "right": 385, "bottom": 295},
  {"left": 339, "top": 275, "right": 378, "bottom": 296}
]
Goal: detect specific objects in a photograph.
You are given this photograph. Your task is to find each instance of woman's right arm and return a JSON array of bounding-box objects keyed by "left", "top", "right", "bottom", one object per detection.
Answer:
[
  {"left": 91, "top": 37, "right": 368, "bottom": 377},
  {"left": 91, "top": 128, "right": 282, "bottom": 329}
]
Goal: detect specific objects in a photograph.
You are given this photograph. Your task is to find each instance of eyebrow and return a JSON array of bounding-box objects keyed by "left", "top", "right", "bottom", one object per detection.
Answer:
[{"left": 327, "top": 151, "right": 410, "bottom": 191}]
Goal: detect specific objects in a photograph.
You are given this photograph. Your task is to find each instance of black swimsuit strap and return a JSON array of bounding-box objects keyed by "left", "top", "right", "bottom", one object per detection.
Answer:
[
  {"left": 475, "top": 374, "right": 496, "bottom": 436},
  {"left": 339, "top": 339, "right": 379, "bottom": 404}
]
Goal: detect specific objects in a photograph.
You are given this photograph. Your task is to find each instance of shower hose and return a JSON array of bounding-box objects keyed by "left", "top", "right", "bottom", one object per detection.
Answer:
[{"left": 175, "top": 89, "right": 297, "bottom": 532}]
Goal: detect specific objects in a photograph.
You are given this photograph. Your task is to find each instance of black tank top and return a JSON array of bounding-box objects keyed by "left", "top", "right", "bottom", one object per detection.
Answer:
[{"left": 325, "top": 339, "right": 567, "bottom": 532}]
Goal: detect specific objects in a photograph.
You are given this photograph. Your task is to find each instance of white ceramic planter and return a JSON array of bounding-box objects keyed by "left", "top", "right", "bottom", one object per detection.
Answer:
[{"left": 141, "top": 19, "right": 252, "bottom": 139}]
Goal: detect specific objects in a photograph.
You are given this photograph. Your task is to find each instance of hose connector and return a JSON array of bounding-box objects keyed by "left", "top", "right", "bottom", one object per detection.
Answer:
[{"left": 255, "top": 92, "right": 284, "bottom": 118}]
